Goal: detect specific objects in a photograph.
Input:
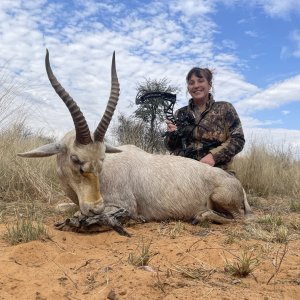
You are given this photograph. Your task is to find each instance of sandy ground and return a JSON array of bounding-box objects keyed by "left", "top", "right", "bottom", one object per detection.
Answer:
[{"left": 0, "top": 210, "right": 300, "bottom": 300}]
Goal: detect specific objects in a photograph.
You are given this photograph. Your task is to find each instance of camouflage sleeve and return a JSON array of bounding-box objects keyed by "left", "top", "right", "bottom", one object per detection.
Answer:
[{"left": 209, "top": 103, "right": 245, "bottom": 164}]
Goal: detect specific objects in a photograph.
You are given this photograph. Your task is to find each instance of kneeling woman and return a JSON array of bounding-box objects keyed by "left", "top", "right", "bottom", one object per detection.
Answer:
[{"left": 165, "top": 67, "right": 245, "bottom": 173}]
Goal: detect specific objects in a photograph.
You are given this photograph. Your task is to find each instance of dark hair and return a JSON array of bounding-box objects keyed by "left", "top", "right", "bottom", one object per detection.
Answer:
[{"left": 186, "top": 67, "right": 213, "bottom": 86}]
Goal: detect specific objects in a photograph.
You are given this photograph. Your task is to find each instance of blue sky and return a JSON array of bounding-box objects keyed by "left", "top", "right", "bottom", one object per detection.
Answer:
[{"left": 0, "top": 0, "right": 300, "bottom": 155}]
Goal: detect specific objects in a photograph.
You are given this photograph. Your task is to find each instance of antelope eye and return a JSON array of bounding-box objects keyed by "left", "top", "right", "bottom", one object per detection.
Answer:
[{"left": 70, "top": 155, "right": 81, "bottom": 165}]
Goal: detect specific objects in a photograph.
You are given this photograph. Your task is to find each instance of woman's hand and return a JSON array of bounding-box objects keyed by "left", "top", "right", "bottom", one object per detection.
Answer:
[
  {"left": 200, "top": 153, "right": 215, "bottom": 166},
  {"left": 166, "top": 120, "right": 177, "bottom": 132}
]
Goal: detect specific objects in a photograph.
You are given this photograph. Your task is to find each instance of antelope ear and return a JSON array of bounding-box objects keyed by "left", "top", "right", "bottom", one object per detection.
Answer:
[
  {"left": 17, "top": 143, "right": 65, "bottom": 158},
  {"left": 105, "top": 144, "right": 122, "bottom": 153}
]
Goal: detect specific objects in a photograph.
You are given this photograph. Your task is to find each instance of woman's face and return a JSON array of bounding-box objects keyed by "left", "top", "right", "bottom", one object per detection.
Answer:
[{"left": 187, "top": 74, "right": 211, "bottom": 103}]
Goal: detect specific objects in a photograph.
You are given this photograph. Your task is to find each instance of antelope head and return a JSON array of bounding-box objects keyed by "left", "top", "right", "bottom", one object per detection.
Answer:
[{"left": 18, "top": 50, "right": 121, "bottom": 216}]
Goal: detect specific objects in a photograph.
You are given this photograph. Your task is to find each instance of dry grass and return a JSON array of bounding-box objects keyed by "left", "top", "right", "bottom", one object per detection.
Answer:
[
  {"left": 244, "top": 223, "right": 294, "bottom": 243},
  {"left": 127, "top": 238, "right": 155, "bottom": 267},
  {"left": 290, "top": 198, "right": 300, "bottom": 212},
  {"left": 0, "top": 124, "right": 61, "bottom": 217},
  {"left": 257, "top": 214, "right": 284, "bottom": 228},
  {"left": 223, "top": 249, "right": 261, "bottom": 278},
  {"left": 5, "top": 207, "right": 50, "bottom": 245},
  {"left": 233, "top": 142, "right": 300, "bottom": 200},
  {"left": 5, "top": 218, "right": 50, "bottom": 245},
  {"left": 242, "top": 213, "right": 300, "bottom": 243},
  {"left": 171, "top": 263, "right": 215, "bottom": 280},
  {"left": 158, "top": 221, "right": 185, "bottom": 239}
]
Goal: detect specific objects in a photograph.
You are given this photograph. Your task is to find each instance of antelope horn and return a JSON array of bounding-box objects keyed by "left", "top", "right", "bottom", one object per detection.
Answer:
[
  {"left": 94, "top": 52, "right": 120, "bottom": 142},
  {"left": 45, "top": 49, "right": 92, "bottom": 145}
]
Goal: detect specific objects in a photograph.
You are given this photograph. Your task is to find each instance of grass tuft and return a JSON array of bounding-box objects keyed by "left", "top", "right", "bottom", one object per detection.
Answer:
[
  {"left": 290, "top": 198, "right": 300, "bottom": 212},
  {"left": 172, "top": 264, "right": 215, "bottom": 280},
  {"left": 158, "top": 221, "right": 185, "bottom": 239},
  {"left": 5, "top": 216, "right": 50, "bottom": 245},
  {"left": 127, "top": 238, "right": 155, "bottom": 267},
  {"left": 257, "top": 214, "right": 284, "bottom": 229},
  {"left": 244, "top": 223, "right": 292, "bottom": 244},
  {"left": 224, "top": 250, "right": 260, "bottom": 278}
]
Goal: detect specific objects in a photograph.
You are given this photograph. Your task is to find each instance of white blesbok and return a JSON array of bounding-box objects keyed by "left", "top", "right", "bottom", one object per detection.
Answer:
[{"left": 18, "top": 49, "right": 121, "bottom": 217}]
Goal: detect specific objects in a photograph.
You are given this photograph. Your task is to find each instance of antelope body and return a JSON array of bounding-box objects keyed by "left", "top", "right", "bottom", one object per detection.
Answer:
[
  {"left": 100, "top": 145, "right": 251, "bottom": 224},
  {"left": 19, "top": 50, "right": 251, "bottom": 234}
]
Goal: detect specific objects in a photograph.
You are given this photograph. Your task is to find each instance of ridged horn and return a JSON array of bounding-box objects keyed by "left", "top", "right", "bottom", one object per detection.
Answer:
[
  {"left": 94, "top": 52, "right": 120, "bottom": 142},
  {"left": 45, "top": 49, "right": 92, "bottom": 145}
]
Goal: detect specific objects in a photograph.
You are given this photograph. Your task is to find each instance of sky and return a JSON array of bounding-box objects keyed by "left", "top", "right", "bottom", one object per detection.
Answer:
[{"left": 0, "top": 0, "right": 300, "bottom": 156}]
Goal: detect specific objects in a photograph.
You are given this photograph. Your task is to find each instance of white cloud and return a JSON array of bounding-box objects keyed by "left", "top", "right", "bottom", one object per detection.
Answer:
[
  {"left": 0, "top": 0, "right": 216, "bottom": 135},
  {"left": 170, "top": 0, "right": 217, "bottom": 16},
  {"left": 213, "top": 69, "right": 259, "bottom": 102},
  {"left": 259, "top": 0, "right": 300, "bottom": 18},
  {"left": 250, "top": 53, "right": 265, "bottom": 59},
  {"left": 280, "top": 46, "right": 290, "bottom": 59},
  {"left": 219, "top": 0, "right": 300, "bottom": 18},
  {"left": 281, "top": 30, "right": 300, "bottom": 59},
  {"left": 231, "top": 0, "right": 300, "bottom": 18},
  {"left": 244, "top": 127, "right": 300, "bottom": 159},
  {"left": 245, "top": 30, "right": 259, "bottom": 38},
  {"left": 236, "top": 75, "right": 300, "bottom": 113},
  {"left": 237, "top": 18, "right": 247, "bottom": 24},
  {"left": 0, "top": 0, "right": 299, "bottom": 153},
  {"left": 290, "top": 30, "right": 300, "bottom": 57},
  {"left": 221, "top": 39, "right": 238, "bottom": 50},
  {"left": 241, "top": 116, "right": 282, "bottom": 128}
]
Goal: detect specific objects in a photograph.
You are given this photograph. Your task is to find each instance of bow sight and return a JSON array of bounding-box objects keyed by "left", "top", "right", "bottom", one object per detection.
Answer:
[
  {"left": 135, "top": 91, "right": 195, "bottom": 132},
  {"left": 135, "top": 91, "right": 177, "bottom": 124},
  {"left": 136, "top": 91, "right": 195, "bottom": 149}
]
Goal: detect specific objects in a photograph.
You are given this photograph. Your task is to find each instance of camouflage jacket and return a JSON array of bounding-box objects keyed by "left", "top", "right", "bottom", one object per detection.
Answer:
[{"left": 164, "top": 95, "right": 245, "bottom": 170}]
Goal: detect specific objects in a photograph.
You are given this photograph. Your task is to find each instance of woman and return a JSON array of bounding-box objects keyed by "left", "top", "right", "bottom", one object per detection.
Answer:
[{"left": 165, "top": 67, "right": 245, "bottom": 172}]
